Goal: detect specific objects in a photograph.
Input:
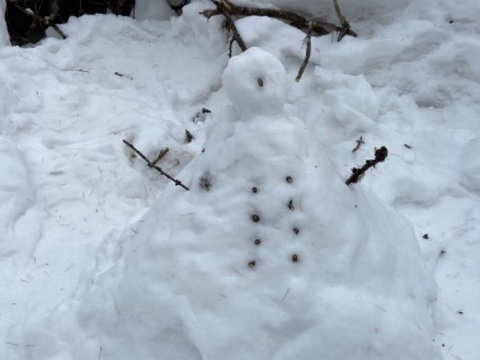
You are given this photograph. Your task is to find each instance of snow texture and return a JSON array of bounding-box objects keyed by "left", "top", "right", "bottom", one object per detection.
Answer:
[
  {"left": 459, "top": 136, "right": 480, "bottom": 193},
  {"left": 2, "top": 0, "right": 480, "bottom": 359},
  {"left": 0, "top": 137, "right": 34, "bottom": 257},
  {"left": 0, "top": 0, "right": 8, "bottom": 46},
  {"left": 24, "top": 47, "right": 439, "bottom": 360}
]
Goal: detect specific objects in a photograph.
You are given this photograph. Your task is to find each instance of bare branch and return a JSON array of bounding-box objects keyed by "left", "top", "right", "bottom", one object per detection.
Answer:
[
  {"left": 332, "top": 0, "right": 352, "bottom": 41},
  {"left": 49, "top": 24, "right": 67, "bottom": 39},
  {"left": 295, "top": 24, "right": 313, "bottom": 82},
  {"left": 200, "top": 0, "right": 357, "bottom": 79},
  {"left": 210, "top": 0, "right": 247, "bottom": 53},
  {"left": 201, "top": 0, "right": 357, "bottom": 38},
  {"left": 6, "top": 0, "right": 67, "bottom": 40},
  {"left": 151, "top": 148, "right": 170, "bottom": 167},
  {"left": 345, "top": 146, "right": 388, "bottom": 185},
  {"left": 352, "top": 136, "right": 364, "bottom": 153},
  {"left": 333, "top": 0, "right": 349, "bottom": 28},
  {"left": 123, "top": 140, "right": 189, "bottom": 191}
]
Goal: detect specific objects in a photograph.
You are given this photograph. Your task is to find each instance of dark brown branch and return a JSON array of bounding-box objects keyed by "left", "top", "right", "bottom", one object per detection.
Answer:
[
  {"left": 295, "top": 24, "right": 312, "bottom": 82},
  {"left": 211, "top": 0, "right": 247, "bottom": 53},
  {"left": 200, "top": 0, "right": 356, "bottom": 81},
  {"left": 200, "top": 0, "right": 357, "bottom": 38},
  {"left": 333, "top": 0, "right": 351, "bottom": 41},
  {"left": 201, "top": 8, "right": 221, "bottom": 19},
  {"left": 49, "top": 24, "right": 67, "bottom": 39},
  {"left": 7, "top": 0, "right": 67, "bottom": 40},
  {"left": 123, "top": 140, "right": 189, "bottom": 191},
  {"left": 151, "top": 148, "right": 170, "bottom": 167},
  {"left": 228, "top": 37, "right": 235, "bottom": 57},
  {"left": 345, "top": 146, "right": 388, "bottom": 185}
]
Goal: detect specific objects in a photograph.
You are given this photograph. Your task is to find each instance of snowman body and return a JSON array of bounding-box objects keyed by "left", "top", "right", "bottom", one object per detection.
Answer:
[{"left": 27, "top": 48, "right": 441, "bottom": 360}]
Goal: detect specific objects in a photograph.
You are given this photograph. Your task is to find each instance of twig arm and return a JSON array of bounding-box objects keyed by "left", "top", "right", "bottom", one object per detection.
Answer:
[
  {"left": 123, "top": 140, "right": 190, "bottom": 191},
  {"left": 210, "top": 0, "right": 247, "bottom": 53},
  {"left": 345, "top": 146, "right": 388, "bottom": 185}
]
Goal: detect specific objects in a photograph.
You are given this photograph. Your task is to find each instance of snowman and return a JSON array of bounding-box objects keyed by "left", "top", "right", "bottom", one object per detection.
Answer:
[{"left": 25, "top": 48, "right": 442, "bottom": 360}]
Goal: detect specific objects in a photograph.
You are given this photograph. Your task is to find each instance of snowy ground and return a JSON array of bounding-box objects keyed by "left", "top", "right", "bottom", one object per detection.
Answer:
[{"left": 1, "top": 0, "right": 480, "bottom": 359}]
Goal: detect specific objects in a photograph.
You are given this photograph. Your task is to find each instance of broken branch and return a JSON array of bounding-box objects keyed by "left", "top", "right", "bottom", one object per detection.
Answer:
[
  {"left": 210, "top": 0, "right": 247, "bottom": 54},
  {"left": 352, "top": 136, "right": 364, "bottom": 153},
  {"left": 7, "top": 0, "right": 67, "bottom": 39},
  {"left": 151, "top": 148, "right": 170, "bottom": 167},
  {"left": 200, "top": 0, "right": 357, "bottom": 38},
  {"left": 295, "top": 23, "right": 313, "bottom": 82},
  {"left": 345, "top": 146, "right": 388, "bottom": 185},
  {"left": 123, "top": 140, "right": 189, "bottom": 191},
  {"left": 333, "top": 0, "right": 351, "bottom": 41},
  {"left": 200, "top": 0, "right": 356, "bottom": 81}
]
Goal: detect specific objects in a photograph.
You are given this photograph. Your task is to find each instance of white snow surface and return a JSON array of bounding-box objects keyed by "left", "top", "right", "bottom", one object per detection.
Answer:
[
  {"left": 1, "top": 0, "right": 480, "bottom": 359},
  {"left": 0, "top": 0, "right": 8, "bottom": 46}
]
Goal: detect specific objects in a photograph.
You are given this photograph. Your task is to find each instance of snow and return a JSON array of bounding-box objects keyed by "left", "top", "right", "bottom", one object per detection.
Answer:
[
  {"left": 0, "top": 136, "right": 35, "bottom": 258},
  {"left": 223, "top": 47, "right": 287, "bottom": 115},
  {"left": 0, "top": 0, "right": 8, "bottom": 46},
  {"left": 1, "top": 0, "right": 480, "bottom": 359}
]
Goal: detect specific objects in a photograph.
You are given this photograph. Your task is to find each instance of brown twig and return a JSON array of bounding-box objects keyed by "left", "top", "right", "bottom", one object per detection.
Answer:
[
  {"left": 200, "top": 0, "right": 357, "bottom": 38},
  {"left": 332, "top": 0, "right": 351, "bottom": 41},
  {"left": 123, "top": 140, "right": 189, "bottom": 190},
  {"left": 352, "top": 136, "right": 364, "bottom": 152},
  {"left": 151, "top": 148, "right": 170, "bottom": 166},
  {"left": 211, "top": 0, "right": 247, "bottom": 54},
  {"left": 7, "top": 0, "right": 67, "bottom": 40},
  {"left": 48, "top": 23, "right": 67, "bottom": 39},
  {"left": 200, "top": 0, "right": 356, "bottom": 81},
  {"left": 295, "top": 23, "right": 312, "bottom": 82},
  {"left": 345, "top": 146, "right": 388, "bottom": 185}
]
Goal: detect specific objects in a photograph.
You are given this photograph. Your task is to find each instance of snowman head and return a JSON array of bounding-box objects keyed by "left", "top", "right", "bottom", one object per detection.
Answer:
[{"left": 222, "top": 47, "right": 287, "bottom": 116}]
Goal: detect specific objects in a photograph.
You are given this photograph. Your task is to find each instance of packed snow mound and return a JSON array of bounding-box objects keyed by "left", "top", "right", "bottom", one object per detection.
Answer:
[
  {"left": 0, "top": 77, "right": 9, "bottom": 119},
  {"left": 25, "top": 48, "right": 441, "bottom": 360},
  {"left": 0, "top": 136, "right": 34, "bottom": 256},
  {"left": 459, "top": 136, "right": 480, "bottom": 192},
  {"left": 223, "top": 47, "right": 287, "bottom": 115}
]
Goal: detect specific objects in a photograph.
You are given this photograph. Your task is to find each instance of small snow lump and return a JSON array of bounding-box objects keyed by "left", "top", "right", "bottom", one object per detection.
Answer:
[{"left": 222, "top": 47, "right": 287, "bottom": 115}]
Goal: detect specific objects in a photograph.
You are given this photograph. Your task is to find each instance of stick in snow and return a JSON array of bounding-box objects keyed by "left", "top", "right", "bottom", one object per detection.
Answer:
[
  {"left": 345, "top": 146, "right": 388, "bottom": 185},
  {"left": 123, "top": 140, "right": 190, "bottom": 191},
  {"left": 295, "top": 24, "right": 313, "bottom": 82},
  {"left": 201, "top": 0, "right": 356, "bottom": 80}
]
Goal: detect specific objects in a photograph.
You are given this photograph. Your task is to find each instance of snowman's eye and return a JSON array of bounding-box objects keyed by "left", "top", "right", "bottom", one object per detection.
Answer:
[{"left": 257, "top": 78, "right": 264, "bottom": 87}]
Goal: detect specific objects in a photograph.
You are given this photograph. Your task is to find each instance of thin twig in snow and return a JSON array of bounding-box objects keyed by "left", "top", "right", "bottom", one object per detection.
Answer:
[
  {"left": 123, "top": 140, "right": 189, "bottom": 191},
  {"left": 200, "top": 0, "right": 357, "bottom": 38},
  {"left": 151, "top": 148, "right": 170, "bottom": 167},
  {"left": 210, "top": 0, "right": 247, "bottom": 54},
  {"left": 332, "top": 0, "right": 351, "bottom": 41},
  {"left": 295, "top": 23, "right": 313, "bottom": 82},
  {"left": 352, "top": 136, "right": 364, "bottom": 152}
]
